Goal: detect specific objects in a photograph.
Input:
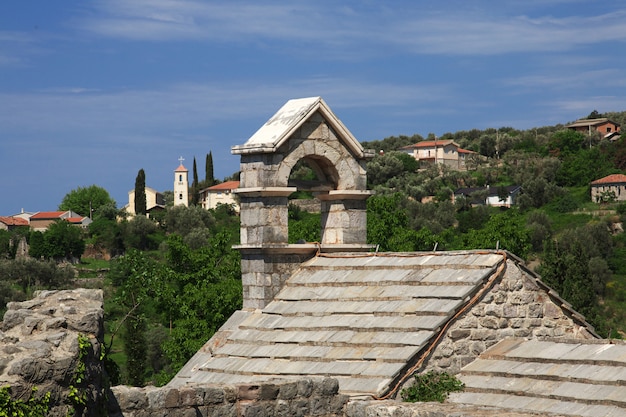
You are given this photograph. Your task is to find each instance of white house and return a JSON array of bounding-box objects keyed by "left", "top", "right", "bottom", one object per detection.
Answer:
[
  {"left": 591, "top": 174, "right": 626, "bottom": 202},
  {"left": 400, "top": 140, "right": 476, "bottom": 170},
  {"left": 454, "top": 185, "right": 522, "bottom": 208},
  {"left": 199, "top": 181, "right": 240, "bottom": 212}
]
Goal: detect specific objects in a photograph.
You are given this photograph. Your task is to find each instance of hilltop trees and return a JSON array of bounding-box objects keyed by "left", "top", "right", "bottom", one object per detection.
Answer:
[
  {"left": 206, "top": 152, "right": 215, "bottom": 186},
  {"left": 134, "top": 169, "right": 147, "bottom": 216},
  {"left": 59, "top": 184, "right": 116, "bottom": 217},
  {"left": 29, "top": 220, "right": 85, "bottom": 261}
]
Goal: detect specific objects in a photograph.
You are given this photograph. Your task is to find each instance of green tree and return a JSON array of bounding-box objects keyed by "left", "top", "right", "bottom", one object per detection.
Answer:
[
  {"left": 123, "top": 313, "right": 147, "bottom": 386},
  {"left": 0, "top": 258, "right": 73, "bottom": 295},
  {"left": 164, "top": 205, "right": 214, "bottom": 239},
  {"left": 59, "top": 184, "right": 116, "bottom": 218},
  {"left": 460, "top": 210, "right": 531, "bottom": 257},
  {"left": 110, "top": 250, "right": 166, "bottom": 385},
  {"left": 367, "top": 193, "right": 410, "bottom": 251},
  {"left": 206, "top": 151, "right": 215, "bottom": 186},
  {"left": 135, "top": 169, "right": 147, "bottom": 216},
  {"left": 89, "top": 217, "right": 123, "bottom": 256},
  {"left": 288, "top": 204, "right": 321, "bottom": 243},
  {"left": 366, "top": 154, "right": 405, "bottom": 186},
  {"left": 29, "top": 220, "right": 85, "bottom": 261},
  {"left": 160, "top": 233, "right": 241, "bottom": 370},
  {"left": 121, "top": 215, "right": 162, "bottom": 251},
  {"left": 191, "top": 157, "right": 199, "bottom": 205}
]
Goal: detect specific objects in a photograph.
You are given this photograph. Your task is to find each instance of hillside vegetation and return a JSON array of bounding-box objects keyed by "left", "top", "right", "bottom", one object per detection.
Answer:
[
  {"left": 2, "top": 110, "right": 626, "bottom": 386},
  {"left": 357, "top": 110, "right": 626, "bottom": 339}
]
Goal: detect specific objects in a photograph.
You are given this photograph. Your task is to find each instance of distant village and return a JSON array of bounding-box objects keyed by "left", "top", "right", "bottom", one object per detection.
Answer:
[
  {"left": 1, "top": 116, "right": 624, "bottom": 234},
  {"left": 0, "top": 159, "right": 241, "bottom": 234}
]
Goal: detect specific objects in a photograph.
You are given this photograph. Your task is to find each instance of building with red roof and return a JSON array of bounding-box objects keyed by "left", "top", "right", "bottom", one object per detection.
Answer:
[
  {"left": 199, "top": 181, "right": 240, "bottom": 212},
  {"left": 29, "top": 211, "right": 92, "bottom": 231},
  {"left": 0, "top": 216, "right": 29, "bottom": 231},
  {"left": 400, "top": 139, "right": 477, "bottom": 170},
  {"left": 591, "top": 173, "right": 626, "bottom": 202}
]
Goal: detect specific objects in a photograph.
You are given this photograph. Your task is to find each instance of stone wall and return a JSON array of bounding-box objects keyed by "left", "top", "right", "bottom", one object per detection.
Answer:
[
  {"left": 109, "top": 378, "right": 348, "bottom": 417},
  {"left": 421, "top": 258, "right": 596, "bottom": 376},
  {"left": 0, "top": 289, "right": 107, "bottom": 416}
]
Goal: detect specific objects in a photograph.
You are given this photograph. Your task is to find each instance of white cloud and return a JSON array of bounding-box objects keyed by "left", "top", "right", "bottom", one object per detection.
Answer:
[
  {"left": 0, "top": 77, "right": 452, "bottom": 143},
  {"left": 74, "top": 1, "right": 626, "bottom": 57}
]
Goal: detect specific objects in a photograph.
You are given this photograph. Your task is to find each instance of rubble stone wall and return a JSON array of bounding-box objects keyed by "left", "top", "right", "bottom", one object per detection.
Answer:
[
  {"left": 0, "top": 289, "right": 107, "bottom": 417},
  {"left": 422, "top": 258, "right": 597, "bottom": 375},
  {"left": 109, "top": 378, "right": 348, "bottom": 417}
]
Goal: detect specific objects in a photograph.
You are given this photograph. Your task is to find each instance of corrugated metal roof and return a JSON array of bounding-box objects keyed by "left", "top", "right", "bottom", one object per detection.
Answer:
[
  {"left": 449, "top": 338, "right": 626, "bottom": 416},
  {"left": 168, "top": 251, "right": 509, "bottom": 396}
]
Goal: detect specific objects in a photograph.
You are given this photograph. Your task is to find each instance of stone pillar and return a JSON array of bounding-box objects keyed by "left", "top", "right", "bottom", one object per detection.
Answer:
[
  {"left": 239, "top": 249, "right": 317, "bottom": 309},
  {"left": 238, "top": 187, "right": 295, "bottom": 245},
  {"left": 319, "top": 190, "right": 373, "bottom": 245},
  {"left": 236, "top": 187, "right": 319, "bottom": 309}
]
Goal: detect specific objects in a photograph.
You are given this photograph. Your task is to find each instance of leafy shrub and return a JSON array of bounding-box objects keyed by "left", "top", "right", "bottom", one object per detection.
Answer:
[
  {"left": 0, "top": 386, "right": 50, "bottom": 417},
  {"left": 401, "top": 371, "right": 465, "bottom": 403}
]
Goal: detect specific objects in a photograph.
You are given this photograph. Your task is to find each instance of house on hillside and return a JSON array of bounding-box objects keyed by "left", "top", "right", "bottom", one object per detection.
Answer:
[
  {"left": 199, "top": 181, "right": 240, "bottom": 212},
  {"left": 400, "top": 140, "right": 477, "bottom": 170},
  {"left": 29, "top": 211, "right": 92, "bottom": 232},
  {"left": 566, "top": 118, "right": 621, "bottom": 140},
  {"left": 0, "top": 216, "right": 29, "bottom": 231},
  {"left": 123, "top": 186, "right": 165, "bottom": 217},
  {"left": 454, "top": 185, "right": 522, "bottom": 207},
  {"left": 591, "top": 173, "right": 626, "bottom": 202}
]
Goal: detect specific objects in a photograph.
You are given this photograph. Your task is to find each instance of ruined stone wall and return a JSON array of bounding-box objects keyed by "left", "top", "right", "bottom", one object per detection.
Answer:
[
  {"left": 0, "top": 289, "right": 107, "bottom": 417},
  {"left": 421, "top": 258, "right": 597, "bottom": 375},
  {"left": 109, "top": 378, "right": 348, "bottom": 417}
]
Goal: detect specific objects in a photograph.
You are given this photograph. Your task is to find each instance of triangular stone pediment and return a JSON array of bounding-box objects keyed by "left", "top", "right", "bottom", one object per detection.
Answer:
[{"left": 232, "top": 96, "right": 371, "bottom": 158}]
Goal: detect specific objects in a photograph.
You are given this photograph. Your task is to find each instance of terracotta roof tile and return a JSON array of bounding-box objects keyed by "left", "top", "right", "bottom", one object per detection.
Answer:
[
  {"left": 30, "top": 211, "right": 67, "bottom": 219},
  {"left": 591, "top": 174, "right": 626, "bottom": 185},
  {"left": 207, "top": 181, "right": 240, "bottom": 191},
  {"left": 67, "top": 217, "right": 86, "bottom": 224},
  {"left": 0, "top": 216, "right": 29, "bottom": 226}
]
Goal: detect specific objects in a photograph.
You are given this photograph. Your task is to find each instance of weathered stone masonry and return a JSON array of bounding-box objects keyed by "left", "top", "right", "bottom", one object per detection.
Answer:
[
  {"left": 421, "top": 257, "right": 596, "bottom": 376},
  {"left": 232, "top": 98, "right": 374, "bottom": 310}
]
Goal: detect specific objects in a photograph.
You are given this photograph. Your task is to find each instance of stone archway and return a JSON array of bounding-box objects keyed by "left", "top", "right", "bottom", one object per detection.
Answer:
[{"left": 232, "top": 97, "right": 374, "bottom": 308}]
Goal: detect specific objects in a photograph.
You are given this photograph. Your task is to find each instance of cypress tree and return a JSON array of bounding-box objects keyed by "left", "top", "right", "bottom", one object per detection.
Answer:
[
  {"left": 206, "top": 152, "right": 215, "bottom": 186},
  {"left": 192, "top": 157, "right": 199, "bottom": 205},
  {"left": 134, "top": 169, "right": 147, "bottom": 215}
]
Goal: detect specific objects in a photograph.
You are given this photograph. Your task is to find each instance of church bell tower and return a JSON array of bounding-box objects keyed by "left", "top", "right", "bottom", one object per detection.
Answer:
[{"left": 174, "top": 156, "right": 189, "bottom": 207}]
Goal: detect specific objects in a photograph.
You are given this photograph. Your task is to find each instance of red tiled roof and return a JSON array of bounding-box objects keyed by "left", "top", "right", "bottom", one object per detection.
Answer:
[
  {"left": 458, "top": 148, "right": 476, "bottom": 154},
  {"left": 67, "top": 217, "right": 87, "bottom": 224},
  {"left": 401, "top": 140, "right": 457, "bottom": 150},
  {"left": 175, "top": 164, "right": 188, "bottom": 172},
  {"left": 208, "top": 181, "right": 240, "bottom": 191},
  {"left": 591, "top": 174, "right": 626, "bottom": 185},
  {"left": 0, "top": 216, "right": 29, "bottom": 226},
  {"left": 30, "top": 211, "right": 67, "bottom": 219}
]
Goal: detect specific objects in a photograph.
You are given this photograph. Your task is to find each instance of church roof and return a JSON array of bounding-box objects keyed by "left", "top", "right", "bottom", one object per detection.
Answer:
[
  {"left": 175, "top": 164, "right": 188, "bottom": 172},
  {"left": 168, "top": 250, "right": 595, "bottom": 397},
  {"left": 231, "top": 97, "right": 368, "bottom": 158},
  {"left": 449, "top": 338, "right": 626, "bottom": 416}
]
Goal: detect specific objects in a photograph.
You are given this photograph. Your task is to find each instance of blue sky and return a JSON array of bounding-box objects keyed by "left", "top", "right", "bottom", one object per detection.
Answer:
[{"left": 1, "top": 0, "right": 626, "bottom": 215}]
